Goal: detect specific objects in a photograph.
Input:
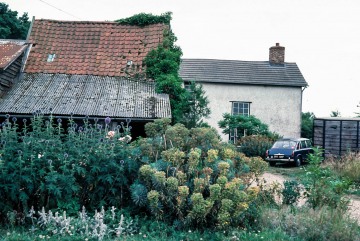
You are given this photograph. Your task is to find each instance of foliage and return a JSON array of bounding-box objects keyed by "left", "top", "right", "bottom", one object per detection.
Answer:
[
  {"left": 325, "top": 152, "right": 360, "bottom": 188},
  {"left": 330, "top": 110, "right": 341, "bottom": 117},
  {"left": 0, "top": 114, "right": 268, "bottom": 234},
  {"left": 181, "top": 81, "right": 211, "bottom": 129},
  {"left": 259, "top": 206, "right": 360, "bottom": 241},
  {"left": 116, "top": 12, "right": 172, "bottom": 26},
  {"left": 218, "top": 113, "right": 278, "bottom": 141},
  {"left": 301, "top": 112, "right": 315, "bottom": 139},
  {"left": 302, "top": 148, "right": 351, "bottom": 209},
  {"left": 18, "top": 206, "right": 137, "bottom": 240},
  {"left": 236, "top": 135, "right": 276, "bottom": 159},
  {"left": 281, "top": 180, "right": 301, "bottom": 206},
  {"left": 117, "top": 12, "right": 210, "bottom": 126},
  {"left": 130, "top": 121, "right": 268, "bottom": 229},
  {"left": 0, "top": 223, "right": 298, "bottom": 241},
  {"left": 0, "top": 114, "right": 134, "bottom": 219},
  {"left": 0, "top": 3, "right": 30, "bottom": 39},
  {"left": 355, "top": 101, "right": 360, "bottom": 117},
  {"left": 137, "top": 13, "right": 210, "bottom": 127}
]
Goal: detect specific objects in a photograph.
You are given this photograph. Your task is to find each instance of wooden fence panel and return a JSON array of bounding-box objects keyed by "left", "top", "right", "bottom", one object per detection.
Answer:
[{"left": 313, "top": 118, "right": 360, "bottom": 157}]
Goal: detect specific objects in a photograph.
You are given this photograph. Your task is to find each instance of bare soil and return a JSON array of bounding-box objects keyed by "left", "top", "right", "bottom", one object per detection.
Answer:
[{"left": 259, "top": 172, "right": 360, "bottom": 222}]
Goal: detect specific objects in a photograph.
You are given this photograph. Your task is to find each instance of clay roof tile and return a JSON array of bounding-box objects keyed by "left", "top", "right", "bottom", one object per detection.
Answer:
[{"left": 25, "top": 19, "right": 165, "bottom": 77}]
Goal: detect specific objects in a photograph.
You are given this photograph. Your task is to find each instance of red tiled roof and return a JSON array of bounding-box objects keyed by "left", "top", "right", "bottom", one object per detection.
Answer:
[
  {"left": 25, "top": 19, "right": 167, "bottom": 77},
  {"left": 0, "top": 42, "right": 27, "bottom": 70}
]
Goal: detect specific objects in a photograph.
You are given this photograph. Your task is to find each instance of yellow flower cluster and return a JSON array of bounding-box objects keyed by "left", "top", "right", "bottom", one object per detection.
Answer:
[
  {"left": 188, "top": 148, "right": 201, "bottom": 172},
  {"left": 222, "top": 148, "right": 236, "bottom": 160},
  {"left": 193, "top": 178, "right": 206, "bottom": 193},
  {"left": 161, "top": 148, "right": 185, "bottom": 167},
  {"left": 218, "top": 161, "right": 230, "bottom": 175},
  {"left": 207, "top": 149, "right": 218, "bottom": 163},
  {"left": 166, "top": 177, "right": 179, "bottom": 192}
]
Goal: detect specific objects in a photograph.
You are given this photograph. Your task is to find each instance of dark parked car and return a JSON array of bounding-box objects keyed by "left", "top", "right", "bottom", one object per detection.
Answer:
[{"left": 265, "top": 138, "right": 313, "bottom": 167}]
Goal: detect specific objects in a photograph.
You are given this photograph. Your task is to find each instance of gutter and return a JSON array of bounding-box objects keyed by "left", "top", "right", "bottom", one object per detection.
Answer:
[{"left": 300, "top": 85, "right": 308, "bottom": 137}]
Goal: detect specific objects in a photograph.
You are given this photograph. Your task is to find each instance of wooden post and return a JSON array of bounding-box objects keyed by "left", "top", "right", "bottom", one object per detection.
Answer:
[
  {"left": 339, "top": 120, "right": 342, "bottom": 156},
  {"left": 357, "top": 121, "right": 359, "bottom": 152}
]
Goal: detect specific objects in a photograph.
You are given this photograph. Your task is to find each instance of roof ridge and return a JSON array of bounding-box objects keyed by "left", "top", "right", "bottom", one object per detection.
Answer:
[
  {"left": 35, "top": 18, "right": 165, "bottom": 26},
  {"left": 181, "top": 58, "right": 297, "bottom": 64}
]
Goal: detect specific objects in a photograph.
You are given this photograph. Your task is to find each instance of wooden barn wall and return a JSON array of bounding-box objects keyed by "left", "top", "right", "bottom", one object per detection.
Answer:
[
  {"left": 0, "top": 54, "right": 23, "bottom": 97},
  {"left": 313, "top": 118, "right": 360, "bottom": 156}
]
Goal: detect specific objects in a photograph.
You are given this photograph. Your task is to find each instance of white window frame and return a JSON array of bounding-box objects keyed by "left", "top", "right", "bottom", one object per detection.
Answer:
[
  {"left": 229, "top": 101, "right": 251, "bottom": 143},
  {"left": 231, "top": 101, "right": 250, "bottom": 116}
]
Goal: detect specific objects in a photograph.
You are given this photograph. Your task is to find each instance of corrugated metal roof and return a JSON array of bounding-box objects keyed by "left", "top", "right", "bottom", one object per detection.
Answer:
[
  {"left": 25, "top": 19, "right": 167, "bottom": 77},
  {"left": 0, "top": 40, "right": 27, "bottom": 70},
  {"left": 179, "top": 58, "right": 308, "bottom": 87},
  {"left": 0, "top": 73, "right": 171, "bottom": 119}
]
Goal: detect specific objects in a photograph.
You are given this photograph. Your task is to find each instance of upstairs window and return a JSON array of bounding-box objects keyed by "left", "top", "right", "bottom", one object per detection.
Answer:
[
  {"left": 232, "top": 101, "right": 250, "bottom": 116},
  {"left": 229, "top": 101, "right": 251, "bottom": 143}
]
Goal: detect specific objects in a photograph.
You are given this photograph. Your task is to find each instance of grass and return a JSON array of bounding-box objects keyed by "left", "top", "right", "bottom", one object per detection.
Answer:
[
  {"left": 259, "top": 206, "right": 360, "bottom": 241},
  {"left": 0, "top": 228, "right": 298, "bottom": 241},
  {"left": 267, "top": 164, "right": 306, "bottom": 181}
]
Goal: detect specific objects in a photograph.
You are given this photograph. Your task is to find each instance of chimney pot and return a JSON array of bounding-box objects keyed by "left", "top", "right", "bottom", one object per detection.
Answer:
[{"left": 269, "top": 43, "right": 285, "bottom": 64}]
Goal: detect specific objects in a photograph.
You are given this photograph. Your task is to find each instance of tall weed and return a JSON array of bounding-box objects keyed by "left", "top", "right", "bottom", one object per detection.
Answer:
[
  {"left": 302, "top": 148, "right": 351, "bottom": 209},
  {"left": 259, "top": 206, "right": 360, "bottom": 241},
  {"left": 325, "top": 152, "right": 360, "bottom": 187}
]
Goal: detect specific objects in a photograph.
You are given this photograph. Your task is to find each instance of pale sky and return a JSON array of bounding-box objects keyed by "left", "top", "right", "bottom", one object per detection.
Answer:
[{"left": 3, "top": 0, "right": 360, "bottom": 117}]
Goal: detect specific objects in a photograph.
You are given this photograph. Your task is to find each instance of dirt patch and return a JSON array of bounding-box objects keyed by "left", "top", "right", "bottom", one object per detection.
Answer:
[
  {"left": 261, "top": 172, "right": 287, "bottom": 185},
  {"left": 348, "top": 195, "right": 360, "bottom": 222},
  {"left": 259, "top": 172, "right": 360, "bottom": 223}
]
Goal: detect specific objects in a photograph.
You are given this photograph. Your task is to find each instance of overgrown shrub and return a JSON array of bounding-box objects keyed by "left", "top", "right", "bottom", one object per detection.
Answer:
[
  {"left": 237, "top": 135, "right": 275, "bottom": 158},
  {"left": 130, "top": 120, "right": 268, "bottom": 229},
  {"left": 282, "top": 180, "right": 301, "bottom": 206},
  {"left": 0, "top": 115, "right": 270, "bottom": 233},
  {"left": 302, "top": 148, "right": 351, "bottom": 209},
  {"left": 0, "top": 114, "right": 134, "bottom": 220}
]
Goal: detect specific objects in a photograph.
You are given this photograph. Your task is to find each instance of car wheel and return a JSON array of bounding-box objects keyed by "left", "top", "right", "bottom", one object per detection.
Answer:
[
  {"left": 294, "top": 156, "right": 301, "bottom": 167},
  {"left": 269, "top": 161, "right": 276, "bottom": 167}
]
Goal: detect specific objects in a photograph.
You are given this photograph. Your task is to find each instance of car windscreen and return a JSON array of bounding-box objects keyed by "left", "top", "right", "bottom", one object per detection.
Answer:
[{"left": 272, "top": 140, "right": 297, "bottom": 149}]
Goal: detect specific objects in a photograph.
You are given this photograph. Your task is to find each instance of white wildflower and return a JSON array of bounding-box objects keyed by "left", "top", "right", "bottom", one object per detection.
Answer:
[
  {"left": 106, "top": 131, "right": 115, "bottom": 139},
  {"left": 118, "top": 135, "right": 132, "bottom": 143}
]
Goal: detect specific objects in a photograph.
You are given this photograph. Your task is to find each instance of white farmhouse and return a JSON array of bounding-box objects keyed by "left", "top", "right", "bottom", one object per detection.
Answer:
[{"left": 179, "top": 43, "right": 308, "bottom": 141}]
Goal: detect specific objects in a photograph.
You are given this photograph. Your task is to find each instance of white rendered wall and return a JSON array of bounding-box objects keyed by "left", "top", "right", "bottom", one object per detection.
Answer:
[{"left": 200, "top": 83, "right": 303, "bottom": 141}]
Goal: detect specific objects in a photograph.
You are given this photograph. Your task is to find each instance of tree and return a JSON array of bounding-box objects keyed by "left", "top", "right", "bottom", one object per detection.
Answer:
[
  {"left": 330, "top": 110, "right": 341, "bottom": 117},
  {"left": 181, "top": 81, "right": 211, "bottom": 129},
  {"left": 0, "top": 3, "right": 30, "bottom": 39},
  {"left": 122, "top": 12, "right": 211, "bottom": 126},
  {"left": 355, "top": 102, "right": 360, "bottom": 117},
  {"left": 301, "top": 112, "right": 315, "bottom": 139},
  {"left": 117, "top": 13, "right": 211, "bottom": 126},
  {"left": 218, "top": 113, "right": 273, "bottom": 140}
]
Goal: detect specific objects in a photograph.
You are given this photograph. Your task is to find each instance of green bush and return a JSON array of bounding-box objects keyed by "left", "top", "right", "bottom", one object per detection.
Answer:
[
  {"left": 302, "top": 148, "right": 351, "bottom": 209},
  {"left": 236, "top": 135, "right": 275, "bottom": 159},
  {"left": 130, "top": 121, "right": 267, "bottom": 229},
  {"left": 0, "top": 115, "right": 268, "bottom": 232},
  {"left": 282, "top": 180, "right": 301, "bottom": 206},
  {"left": 0, "top": 114, "right": 134, "bottom": 220}
]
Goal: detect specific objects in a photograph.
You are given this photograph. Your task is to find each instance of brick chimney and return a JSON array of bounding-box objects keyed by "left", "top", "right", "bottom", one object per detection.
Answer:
[{"left": 269, "top": 43, "right": 285, "bottom": 64}]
